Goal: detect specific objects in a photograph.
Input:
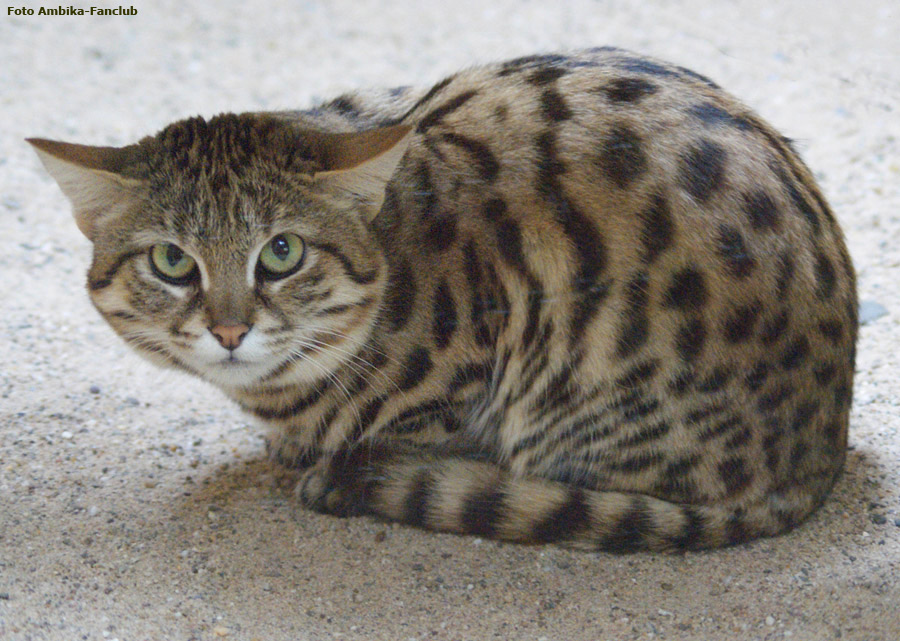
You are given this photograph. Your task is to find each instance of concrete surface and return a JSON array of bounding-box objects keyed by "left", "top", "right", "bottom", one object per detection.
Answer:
[{"left": 2, "top": 1, "right": 899, "bottom": 639}]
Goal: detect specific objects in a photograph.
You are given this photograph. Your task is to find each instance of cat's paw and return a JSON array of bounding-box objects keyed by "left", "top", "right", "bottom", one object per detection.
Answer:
[
  {"left": 265, "top": 434, "right": 318, "bottom": 469},
  {"left": 295, "top": 462, "right": 371, "bottom": 518}
]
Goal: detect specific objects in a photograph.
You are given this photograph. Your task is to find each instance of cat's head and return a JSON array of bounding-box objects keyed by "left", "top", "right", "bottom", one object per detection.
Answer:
[{"left": 29, "top": 114, "right": 411, "bottom": 391}]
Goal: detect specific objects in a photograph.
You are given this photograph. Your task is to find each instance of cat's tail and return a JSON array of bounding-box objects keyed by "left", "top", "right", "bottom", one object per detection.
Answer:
[{"left": 361, "top": 455, "right": 833, "bottom": 551}]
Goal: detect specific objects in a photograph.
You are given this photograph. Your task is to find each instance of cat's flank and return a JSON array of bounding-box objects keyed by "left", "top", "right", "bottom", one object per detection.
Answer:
[{"left": 30, "top": 48, "right": 856, "bottom": 551}]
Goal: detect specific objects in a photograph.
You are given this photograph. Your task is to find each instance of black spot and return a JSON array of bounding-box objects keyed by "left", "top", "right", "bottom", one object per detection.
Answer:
[
  {"left": 536, "top": 130, "right": 566, "bottom": 185},
  {"left": 790, "top": 401, "right": 820, "bottom": 432},
  {"left": 675, "top": 318, "right": 706, "bottom": 362},
  {"left": 463, "top": 241, "right": 491, "bottom": 347},
  {"left": 670, "top": 506, "right": 707, "bottom": 550},
  {"left": 676, "top": 66, "right": 721, "bottom": 88},
  {"left": 495, "top": 218, "right": 528, "bottom": 276},
  {"left": 499, "top": 54, "right": 571, "bottom": 76},
  {"left": 760, "top": 310, "right": 789, "bottom": 345},
  {"left": 638, "top": 194, "right": 675, "bottom": 263},
  {"left": 536, "top": 130, "right": 607, "bottom": 299},
  {"left": 775, "top": 251, "right": 796, "bottom": 298},
  {"left": 494, "top": 104, "right": 509, "bottom": 122},
  {"left": 309, "top": 242, "right": 379, "bottom": 284},
  {"left": 482, "top": 197, "right": 506, "bottom": 221},
  {"left": 818, "top": 319, "right": 844, "bottom": 344},
  {"left": 403, "top": 75, "right": 455, "bottom": 118},
  {"left": 89, "top": 250, "right": 143, "bottom": 290},
  {"left": 402, "top": 469, "right": 434, "bottom": 527},
  {"left": 813, "top": 362, "right": 837, "bottom": 386},
  {"left": 668, "top": 369, "right": 696, "bottom": 395},
  {"left": 757, "top": 384, "right": 794, "bottom": 413},
  {"left": 616, "top": 57, "right": 679, "bottom": 79},
  {"left": 532, "top": 365, "right": 580, "bottom": 421},
  {"left": 601, "top": 497, "right": 654, "bottom": 553},
  {"left": 776, "top": 164, "right": 821, "bottom": 234},
  {"left": 834, "top": 380, "right": 853, "bottom": 412},
  {"left": 326, "top": 95, "right": 359, "bottom": 117},
  {"left": 780, "top": 337, "right": 810, "bottom": 370},
  {"left": 440, "top": 132, "right": 499, "bottom": 181},
  {"left": 531, "top": 488, "right": 590, "bottom": 543},
  {"left": 416, "top": 90, "right": 478, "bottom": 133},
  {"left": 616, "top": 272, "right": 650, "bottom": 358},
  {"left": 523, "top": 287, "right": 545, "bottom": 349},
  {"left": 352, "top": 395, "right": 386, "bottom": 441},
  {"left": 383, "top": 258, "right": 416, "bottom": 332},
  {"left": 425, "top": 215, "right": 457, "bottom": 252},
  {"left": 618, "top": 395, "right": 660, "bottom": 423},
  {"left": 724, "top": 427, "right": 752, "bottom": 450},
  {"left": 743, "top": 190, "right": 780, "bottom": 230},
  {"left": 723, "top": 301, "right": 761, "bottom": 343},
  {"left": 666, "top": 455, "right": 700, "bottom": 479},
  {"left": 570, "top": 279, "right": 610, "bottom": 350},
  {"left": 696, "top": 366, "right": 733, "bottom": 393},
  {"left": 745, "top": 361, "right": 769, "bottom": 392},
  {"left": 663, "top": 267, "right": 708, "bottom": 311},
  {"left": 725, "top": 511, "right": 749, "bottom": 545},
  {"left": 815, "top": 253, "right": 837, "bottom": 299},
  {"left": 540, "top": 88, "right": 573, "bottom": 122},
  {"left": 598, "top": 125, "right": 648, "bottom": 189},
  {"left": 432, "top": 282, "right": 457, "bottom": 350},
  {"left": 698, "top": 415, "right": 743, "bottom": 441},
  {"left": 382, "top": 399, "right": 455, "bottom": 434},
  {"left": 619, "top": 421, "right": 670, "bottom": 447},
  {"left": 600, "top": 77, "right": 658, "bottom": 103},
  {"left": 247, "top": 383, "right": 328, "bottom": 421},
  {"left": 527, "top": 65, "right": 570, "bottom": 85},
  {"left": 717, "top": 225, "right": 756, "bottom": 279},
  {"left": 685, "top": 403, "right": 726, "bottom": 424},
  {"left": 719, "top": 457, "right": 753, "bottom": 495},
  {"left": 615, "top": 360, "right": 659, "bottom": 388},
  {"left": 460, "top": 487, "right": 505, "bottom": 538},
  {"left": 688, "top": 103, "right": 752, "bottom": 130},
  {"left": 412, "top": 161, "right": 438, "bottom": 216},
  {"left": 679, "top": 140, "right": 727, "bottom": 203}
]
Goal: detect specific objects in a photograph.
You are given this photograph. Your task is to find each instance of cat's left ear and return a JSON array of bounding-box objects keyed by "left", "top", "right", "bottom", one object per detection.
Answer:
[
  {"left": 27, "top": 138, "right": 147, "bottom": 242},
  {"left": 310, "top": 124, "right": 413, "bottom": 220}
]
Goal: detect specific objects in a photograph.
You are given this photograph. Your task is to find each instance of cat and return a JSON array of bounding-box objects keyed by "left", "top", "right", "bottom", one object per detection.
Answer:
[{"left": 30, "top": 47, "right": 857, "bottom": 551}]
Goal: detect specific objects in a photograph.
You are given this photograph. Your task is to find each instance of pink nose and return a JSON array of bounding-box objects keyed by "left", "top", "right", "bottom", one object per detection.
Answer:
[{"left": 209, "top": 323, "right": 250, "bottom": 350}]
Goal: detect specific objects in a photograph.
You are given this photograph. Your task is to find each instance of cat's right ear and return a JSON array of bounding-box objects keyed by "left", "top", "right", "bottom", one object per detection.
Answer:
[{"left": 27, "top": 138, "right": 147, "bottom": 241}]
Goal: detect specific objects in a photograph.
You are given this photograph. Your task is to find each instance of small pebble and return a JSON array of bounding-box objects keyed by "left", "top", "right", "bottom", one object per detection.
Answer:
[
  {"left": 89, "top": 385, "right": 101, "bottom": 394},
  {"left": 213, "top": 626, "right": 230, "bottom": 637},
  {"left": 870, "top": 513, "right": 887, "bottom": 525},
  {"left": 859, "top": 300, "right": 888, "bottom": 325},
  {"left": 766, "top": 616, "right": 776, "bottom": 626},
  {"left": 60, "top": 431, "right": 73, "bottom": 440}
]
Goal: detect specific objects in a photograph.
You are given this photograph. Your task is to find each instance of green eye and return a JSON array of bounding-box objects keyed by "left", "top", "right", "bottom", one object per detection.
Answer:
[
  {"left": 149, "top": 243, "right": 198, "bottom": 285},
  {"left": 257, "top": 233, "right": 305, "bottom": 280}
]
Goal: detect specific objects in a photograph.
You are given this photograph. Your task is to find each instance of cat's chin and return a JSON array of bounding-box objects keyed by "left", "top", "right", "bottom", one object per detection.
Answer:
[{"left": 196, "top": 359, "right": 278, "bottom": 390}]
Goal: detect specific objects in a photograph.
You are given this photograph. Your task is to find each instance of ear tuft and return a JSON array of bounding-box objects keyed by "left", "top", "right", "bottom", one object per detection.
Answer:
[{"left": 27, "top": 138, "right": 146, "bottom": 241}]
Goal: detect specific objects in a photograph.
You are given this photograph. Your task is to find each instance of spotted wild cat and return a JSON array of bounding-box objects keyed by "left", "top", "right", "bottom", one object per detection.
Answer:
[{"left": 29, "top": 48, "right": 857, "bottom": 550}]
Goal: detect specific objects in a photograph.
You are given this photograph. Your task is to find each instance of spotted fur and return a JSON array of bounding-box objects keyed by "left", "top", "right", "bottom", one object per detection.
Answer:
[{"left": 31, "top": 47, "right": 856, "bottom": 551}]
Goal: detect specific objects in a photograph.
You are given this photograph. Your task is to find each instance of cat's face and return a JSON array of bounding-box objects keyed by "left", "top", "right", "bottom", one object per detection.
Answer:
[{"left": 30, "top": 115, "right": 411, "bottom": 391}]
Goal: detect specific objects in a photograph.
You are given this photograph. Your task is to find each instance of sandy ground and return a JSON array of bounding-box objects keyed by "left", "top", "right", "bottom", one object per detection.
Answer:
[{"left": 2, "top": 1, "right": 899, "bottom": 640}]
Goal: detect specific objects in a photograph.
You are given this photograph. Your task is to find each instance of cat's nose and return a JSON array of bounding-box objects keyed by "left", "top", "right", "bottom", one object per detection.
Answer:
[{"left": 209, "top": 323, "right": 251, "bottom": 350}]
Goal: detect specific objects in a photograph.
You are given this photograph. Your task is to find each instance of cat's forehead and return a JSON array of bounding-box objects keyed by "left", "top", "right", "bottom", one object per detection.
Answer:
[
  {"left": 150, "top": 113, "right": 322, "bottom": 182},
  {"left": 145, "top": 114, "right": 323, "bottom": 236}
]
